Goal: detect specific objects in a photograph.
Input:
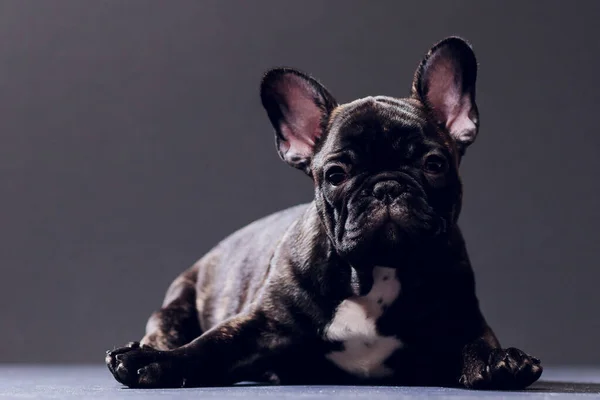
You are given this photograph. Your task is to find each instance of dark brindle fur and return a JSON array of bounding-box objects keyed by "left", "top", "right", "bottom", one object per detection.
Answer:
[{"left": 106, "top": 37, "right": 542, "bottom": 390}]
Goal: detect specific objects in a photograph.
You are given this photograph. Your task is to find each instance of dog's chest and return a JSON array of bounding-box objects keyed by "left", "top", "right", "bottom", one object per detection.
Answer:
[{"left": 324, "top": 267, "right": 402, "bottom": 379}]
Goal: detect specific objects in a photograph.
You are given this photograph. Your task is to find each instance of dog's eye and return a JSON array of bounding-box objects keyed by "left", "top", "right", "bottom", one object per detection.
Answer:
[
  {"left": 325, "top": 166, "right": 348, "bottom": 186},
  {"left": 423, "top": 155, "right": 448, "bottom": 175}
]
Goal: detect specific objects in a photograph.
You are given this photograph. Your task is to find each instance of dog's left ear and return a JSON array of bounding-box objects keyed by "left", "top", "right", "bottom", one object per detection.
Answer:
[{"left": 412, "top": 37, "right": 479, "bottom": 155}]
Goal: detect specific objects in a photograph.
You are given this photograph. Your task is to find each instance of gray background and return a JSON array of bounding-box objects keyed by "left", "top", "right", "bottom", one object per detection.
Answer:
[{"left": 0, "top": 0, "right": 598, "bottom": 365}]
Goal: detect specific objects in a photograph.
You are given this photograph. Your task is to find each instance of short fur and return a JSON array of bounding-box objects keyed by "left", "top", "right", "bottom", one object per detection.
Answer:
[{"left": 106, "top": 37, "right": 542, "bottom": 390}]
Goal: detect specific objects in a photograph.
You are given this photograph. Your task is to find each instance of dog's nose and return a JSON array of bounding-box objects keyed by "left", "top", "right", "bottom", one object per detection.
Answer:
[{"left": 372, "top": 180, "right": 402, "bottom": 202}]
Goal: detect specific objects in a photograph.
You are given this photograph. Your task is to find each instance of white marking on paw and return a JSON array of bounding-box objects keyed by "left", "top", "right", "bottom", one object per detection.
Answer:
[{"left": 324, "top": 266, "right": 403, "bottom": 378}]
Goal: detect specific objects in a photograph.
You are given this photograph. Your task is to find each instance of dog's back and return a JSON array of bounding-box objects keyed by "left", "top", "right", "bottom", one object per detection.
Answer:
[{"left": 193, "top": 203, "right": 309, "bottom": 331}]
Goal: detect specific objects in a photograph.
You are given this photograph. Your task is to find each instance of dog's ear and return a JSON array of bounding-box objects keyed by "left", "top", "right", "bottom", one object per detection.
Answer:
[
  {"left": 412, "top": 37, "right": 479, "bottom": 155},
  {"left": 261, "top": 68, "right": 337, "bottom": 175}
]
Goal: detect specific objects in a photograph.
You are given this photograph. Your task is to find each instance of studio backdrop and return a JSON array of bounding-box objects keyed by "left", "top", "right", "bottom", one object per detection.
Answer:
[{"left": 1, "top": 0, "right": 599, "bottom": 364}]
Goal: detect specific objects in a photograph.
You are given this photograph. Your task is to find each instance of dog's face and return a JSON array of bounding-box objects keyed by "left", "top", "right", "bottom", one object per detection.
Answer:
[{"left": 261, "top": 37, "right": 479, "bottom": 267}]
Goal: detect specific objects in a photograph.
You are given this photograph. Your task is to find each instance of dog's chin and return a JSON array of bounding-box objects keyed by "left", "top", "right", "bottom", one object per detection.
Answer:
[
  {"left": 340, "top": 228, "right": 411, "bottom": 268},
  {"left": 339, "top": 206, "right": 441, "bottom": 268}
]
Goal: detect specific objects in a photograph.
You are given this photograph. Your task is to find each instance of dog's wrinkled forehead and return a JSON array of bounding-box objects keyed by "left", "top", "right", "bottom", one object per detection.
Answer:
[
  {"left": 318, "top": 96, "right": 451, "bottom": 162},
  {"left": 330, "top": 96, "right": 428, "bottom": 130}
]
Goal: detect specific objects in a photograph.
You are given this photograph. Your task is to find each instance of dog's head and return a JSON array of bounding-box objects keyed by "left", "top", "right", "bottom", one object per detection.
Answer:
[{"left": 261, "top": 37, "right": 479, "bottom": 267}]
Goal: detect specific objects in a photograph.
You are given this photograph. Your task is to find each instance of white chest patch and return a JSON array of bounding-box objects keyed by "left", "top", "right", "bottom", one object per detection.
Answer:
[{"left": 324, "top": 267, "right": 403, "bottom": 378}]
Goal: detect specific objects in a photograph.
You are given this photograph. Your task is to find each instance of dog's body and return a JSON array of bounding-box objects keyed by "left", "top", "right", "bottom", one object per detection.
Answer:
[{"left": 106, "top": 37, "right": 543, "bottom": 390}]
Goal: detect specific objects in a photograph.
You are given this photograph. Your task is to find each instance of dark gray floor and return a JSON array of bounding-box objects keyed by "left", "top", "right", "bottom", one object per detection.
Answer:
[{"left": 1, "top": 366, "right": 600, "bottom": 399}]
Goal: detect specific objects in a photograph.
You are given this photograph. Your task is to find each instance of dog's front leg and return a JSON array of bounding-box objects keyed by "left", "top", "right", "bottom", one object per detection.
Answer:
[
  {"left": 459, "top": 325, "right": 543, "bottom": 390},
  {"left": 106, "top": 311, "right": 283, "bottom": 388}
]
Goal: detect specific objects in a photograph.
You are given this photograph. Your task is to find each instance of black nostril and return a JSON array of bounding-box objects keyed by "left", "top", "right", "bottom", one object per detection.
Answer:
[{"left": 372, "top": 180, "right": 402, "bottom": 201}]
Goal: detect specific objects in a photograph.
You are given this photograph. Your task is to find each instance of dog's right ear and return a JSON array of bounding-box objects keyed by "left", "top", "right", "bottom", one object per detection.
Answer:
[{"left": 260, "top": 68, "right": 337, "bottom": 176}]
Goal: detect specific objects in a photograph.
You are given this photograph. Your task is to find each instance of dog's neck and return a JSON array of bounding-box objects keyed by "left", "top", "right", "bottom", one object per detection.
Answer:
[{"left": 291, "top": 202, "right": 456, "bottom": 296}]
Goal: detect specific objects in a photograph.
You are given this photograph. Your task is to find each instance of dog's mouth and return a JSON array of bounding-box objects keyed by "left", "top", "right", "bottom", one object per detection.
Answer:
[
  {"left": 344, "top": 196, "right": 433, "bottom": 236},
  {"left": 337, "top": 194, "right": 445, "bottom": 266},
  {"left": 371, "top": 199, "right": 412, "bottom": 223}
]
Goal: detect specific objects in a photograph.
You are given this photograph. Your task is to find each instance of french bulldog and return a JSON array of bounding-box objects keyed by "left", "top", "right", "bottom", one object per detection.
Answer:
[{"left": 106, "top": 37, "right": 542, "bottom": 390}]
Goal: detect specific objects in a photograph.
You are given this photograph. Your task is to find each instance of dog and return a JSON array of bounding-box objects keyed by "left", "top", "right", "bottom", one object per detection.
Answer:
[{"left": 106, "top": 37, "right": 542, "bottom": 390}]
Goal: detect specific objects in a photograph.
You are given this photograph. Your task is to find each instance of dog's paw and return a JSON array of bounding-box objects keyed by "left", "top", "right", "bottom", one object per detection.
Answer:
[
  {"left": 459, "top": 347, "right": 543, "bottom": 390},
  {"left": 105, "top": 341, "right": 183, "bottom": 388}
]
